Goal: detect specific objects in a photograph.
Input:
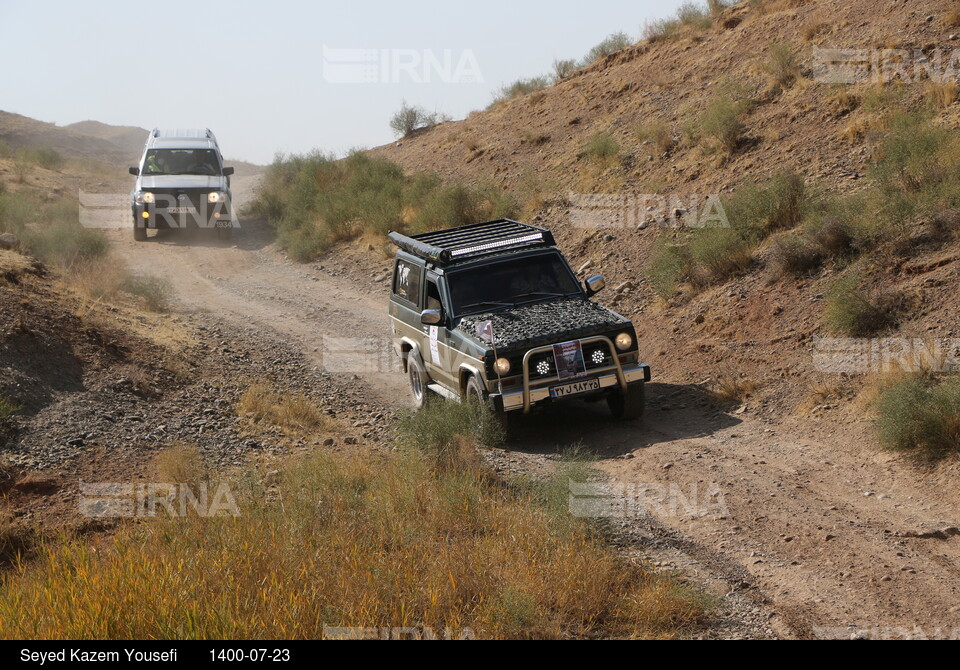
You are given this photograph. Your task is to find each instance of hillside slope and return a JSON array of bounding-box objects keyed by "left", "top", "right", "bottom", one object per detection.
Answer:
[{"left": 369, "top": 0, "right": 960, "bottom": 415}]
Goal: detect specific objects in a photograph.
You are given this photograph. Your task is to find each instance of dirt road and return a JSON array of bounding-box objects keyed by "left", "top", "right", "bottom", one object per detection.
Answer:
[{"left": 103, "top": 184, "right": 960, "bottom": 640}]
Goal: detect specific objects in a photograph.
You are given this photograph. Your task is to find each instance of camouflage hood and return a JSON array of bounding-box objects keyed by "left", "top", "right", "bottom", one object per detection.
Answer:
[{"left": 458, "top": 297, "right": 630, "bottom": 352}]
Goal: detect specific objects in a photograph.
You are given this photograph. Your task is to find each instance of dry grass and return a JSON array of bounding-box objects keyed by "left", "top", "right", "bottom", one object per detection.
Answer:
[
  {"left": 761, "top": 42, "right": 801, "bottom": 93},
  {"left": 926, "top": 81, "right": 958, "bottom": 111},
  {"left": 238, "top": 382, "right": 333, "bottom": 435},
  {"left": 150, "top": 444, "right": 210, "bottom": 490},
  {"left": 637, "top": 121, "right": 675, "bottom": 154},
  {"left": 712, "top": 376, "right": 759, "bottom": 404},
  {"left": 798, "top": 379, "right": 851, "bottom": 413},
  {"left": 0, "top": 433, "right": 707, "bottom": 639}
]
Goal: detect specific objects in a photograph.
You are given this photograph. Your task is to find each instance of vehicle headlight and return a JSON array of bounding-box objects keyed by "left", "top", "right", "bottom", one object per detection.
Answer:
[
  {"left": 135, "top": 191, "right": 155, "bottom": 204},
  {"left": 207, "top": 191, "right": 228, "bottom": 203},
  {"left": 495, "top": 358, "right": 512, "bottom": 375},
  {"left": 615, "top": 332, "right": 634, "bottom": 352}
]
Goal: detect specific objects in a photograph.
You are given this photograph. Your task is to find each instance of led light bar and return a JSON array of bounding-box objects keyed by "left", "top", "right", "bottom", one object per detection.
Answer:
[{"left": 449, "top": 233, "right": 545, "bottom": 258}]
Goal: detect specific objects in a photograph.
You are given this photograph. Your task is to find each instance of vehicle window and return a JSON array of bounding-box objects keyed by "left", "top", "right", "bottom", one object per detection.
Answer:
[
  {"left": 393, "top": 260, "right": 422, "bottom": 305},
  {"left": 143, "top": 149, "right": 221, "bottom": 176},
  {"left": 448, "top": 253, "right": 581, "bottom": 315},
  {"left": 426, "top": 279, "right": 443, "bottom": 312}
]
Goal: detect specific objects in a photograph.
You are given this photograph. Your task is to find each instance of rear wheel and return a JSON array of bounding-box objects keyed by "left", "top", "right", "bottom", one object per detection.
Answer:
[
  {"left": 608, "top": 384, "right": 645, "bottom": 421},
  {"left": 408, "top": 354, "right": 429, "bottom": 410}
]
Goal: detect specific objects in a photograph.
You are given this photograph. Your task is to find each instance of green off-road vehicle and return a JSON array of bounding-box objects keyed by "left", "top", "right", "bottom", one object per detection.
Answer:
[{"left": 388, "top": 219, "right": 650, "bottom": 421}]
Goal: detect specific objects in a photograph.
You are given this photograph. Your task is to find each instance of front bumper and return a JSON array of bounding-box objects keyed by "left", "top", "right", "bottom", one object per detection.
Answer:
[{"left": 489, "top": 335, "right": 651, "bottom": 414}]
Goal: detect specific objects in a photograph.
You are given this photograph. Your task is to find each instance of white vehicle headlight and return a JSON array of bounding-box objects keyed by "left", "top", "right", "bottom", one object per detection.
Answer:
[
  {"left": 615, "top": 332, "right": 634, "bottom": 352},
  {"left": 207, "top": 191, "right": 228, "bottom": 203},
  {"left": 135, "top": 191, "right": 155, "bottom": 204},
  {"left": 495, "top": 358, "right": 512, "bottom": 375}
]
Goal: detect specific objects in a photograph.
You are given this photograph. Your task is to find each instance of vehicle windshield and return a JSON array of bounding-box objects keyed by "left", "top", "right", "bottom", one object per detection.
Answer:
[
  {"left": 449, "top": 253, "right": 582, "bottom": 316},
  {"left": 142, "top": 149, "right": 221, "bottom": 176}
]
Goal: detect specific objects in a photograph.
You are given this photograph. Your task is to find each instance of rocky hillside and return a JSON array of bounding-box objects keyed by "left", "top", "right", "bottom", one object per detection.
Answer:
[{"left": 369, "top": 0, "right": 960, "bottom": 417}]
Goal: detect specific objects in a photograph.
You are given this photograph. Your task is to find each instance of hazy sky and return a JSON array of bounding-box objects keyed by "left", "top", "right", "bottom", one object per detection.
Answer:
[{"left": 0, "top": 0, "right": 691, "bottom": 164}]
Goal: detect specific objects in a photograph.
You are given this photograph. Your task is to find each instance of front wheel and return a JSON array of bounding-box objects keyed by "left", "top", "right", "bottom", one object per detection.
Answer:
[
  {"left": 133, "top": 223, "right": 147, "bottom": 241},
  {"left": 465, "top": 375, "right": 509, "bottom": 436},
  {"left": 608, "top": 384, "right": 645, "bottom": 421},
  {"left": 408, "top": 354, "right": 429, "bottom": 410}
]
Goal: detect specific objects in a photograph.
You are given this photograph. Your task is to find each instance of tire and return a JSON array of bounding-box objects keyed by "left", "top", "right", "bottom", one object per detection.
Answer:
[
  {"left": 133, "top": 223, "right": 147, "bottom": 241},
  {"left": 608, "top": 384, "right": 645, "bottom": 421},
  {"left": 408, "top": 354, "right": 429, "bottom": 410},
  {"left": 217, "top": 227, "right": 233, "bottom": 241},
  {"left": 465, "top": 375, "right": 509, "bottom": 435}
]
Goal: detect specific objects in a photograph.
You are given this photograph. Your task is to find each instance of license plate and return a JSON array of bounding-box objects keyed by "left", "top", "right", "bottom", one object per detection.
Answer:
[
  {"left": 551, "top": 378, "right": 601, "bottom": 398},
  {"left": 214, "top": 220, "right": 232, "bottom": 229},
  {"left": 165, "top": 207, "right": 196, "bottom": 214}
]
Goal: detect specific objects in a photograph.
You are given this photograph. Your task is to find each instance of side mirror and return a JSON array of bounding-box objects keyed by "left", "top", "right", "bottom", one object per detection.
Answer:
[
  {"left": 222, "top": 166, "right": 235, "bottom": 176},
  {"left": 585, "top": 275, "right": 606, "bottom": 296},
  {"left": 129, "top": 166, "right": 140, "bottom": 176},
  {"left": 421, "top": 309, "right": 443, "bottom": 326}
]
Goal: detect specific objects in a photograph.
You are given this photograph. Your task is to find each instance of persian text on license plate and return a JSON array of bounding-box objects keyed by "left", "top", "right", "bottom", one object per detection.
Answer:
[
  {"left": 165, "top": 207, "right": 196, "bottom": 214},
  {"left": 550, "top": 378, "right": 601, "bottom": 398}
]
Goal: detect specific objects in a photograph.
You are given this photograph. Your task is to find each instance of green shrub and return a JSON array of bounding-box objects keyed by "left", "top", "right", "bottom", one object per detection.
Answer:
[
  {"left": 823, "top": 275, "right": 897, "bottom": 337},
  {"left": 493, "top": 76, "right": 552, "bottom": 103},
  {"left": 762, "top": 42, "right": 801, "bottom": 91},
  {"left": 552, "top": 58, "right": 578, "bottom": 80},
  {"left": 677, "top": 2, "right": 712, "bottom": 30},
  {"left": 770, "top": 234, "right": 823, "bottom": 276},
  {"left": 687, "top": 226, "right": 754, "bottom": 286},
  {"left": 647, "top": 239, "right": 692, "bottom": 299},
  {"left": 121, "top": 275, "right": 174, "bottom": 312},
  {"left": 581, "top": 131, "right": 621, "bottom": 165},
  {"left": 15, "top": 147, "right": 62, "bottom": 171},
  {"left": 21, "top": 224, "right": 108, "bottom": 268},
  {"left": 876, "top": 376, "right": 960, "bottom": 458},
  {"left": 0, "top": 397, "right": 19, "bottom": 425},
  {"left": 643, "top": 18, "right": 681, "bottom": 42},
  {"left": 582, "top": 32, "right": 634, "bottom": 65},
  {"left": 397, "top": 400, "right": 504, "bottom": 473},
  {"left": 0, "top": 192, "right": 35, "bottom": 234},
  {"left": 696, "top": 93, "right": 750, "bottom": 154},
  {"left": 252, "top": 152, "right": 515, "bottom": 262},
  {"left": 390, "top": 101, "right": 441, "bottom": 138},
  {"left": 723, "top": 171, "right": 808, "bottom": 236}
]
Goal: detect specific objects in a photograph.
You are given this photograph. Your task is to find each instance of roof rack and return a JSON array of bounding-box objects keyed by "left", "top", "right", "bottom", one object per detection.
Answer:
[{"left": 388, "top": 220, "right": 556, "bottom": 265}]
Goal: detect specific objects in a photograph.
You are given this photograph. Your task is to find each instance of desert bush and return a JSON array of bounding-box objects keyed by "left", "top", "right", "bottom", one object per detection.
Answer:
[
  {"left": 581, "top": 131, "right": 621, "bottom": 165},
  {"left": 397, "top": 400, "right": 504, "bottom": 473},
  {"left": 712, "top": 376, "right": 759, "bottom": 404},
  {"left": 0, "top": 192, "right": 35, "bottom": 234},
  {"left": 552, "top": 58, "right": 578, "bottom": 80},
  {"left": 823, "top": 275, "right": 898, "bottom": 337},
  {"left": 582, "top": 32, "right": 634, "bottom": 65},
  {"left": 643, "top": 18, "right": 681, "bottom": 42},
  {"left": 637, "top": 120, "right": 675, "bottom": 154},
  {"left": 677, "top": 2, "right": 712, "bottom": 30},
  {"left": 687, "top": 226, "right": 754, "bottom": 286},
  {"left": 647, "top": 240, "right": 691, "bottom": 299},
  {"left": 21, "top": 224, "right": 108, "bottom": 268},
  {"left": 770, "top": 234, "right": 823, "bottom": 276},
  {"left": 493, "top": 76, "right": 552, "bottom": 103},
  {"left": 121, "top": 275, "right": 173, "bottom": 312},
  {"left": 695, "top": 92, "right": 749, "bottom": 154},
  {"left": 871, "top": 111, "right": 960, "bottom": 228},
  {"left": 876, "top": 376, "right": 960, "bottom": 459},
  {"left": 253, "top": 152, "right": 514, "bottom": 261},
  {"left": 723, "top": 171, "right": 808, "bottom": 235},
  {"left": 0, "top": 397, "right": 19, "bottom": 426},
  {"left": 389, "top": 101, "right": 441, "bottom": 138},
  {"left": 707, "top": 0, "right": 732, "bottom": 15},
  {"left": 762, "top": 42, "right": 801, "bottom": 92}
]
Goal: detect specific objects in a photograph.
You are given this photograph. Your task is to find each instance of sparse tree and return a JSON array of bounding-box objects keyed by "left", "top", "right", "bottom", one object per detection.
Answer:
[{"left": 389, "top": 101, "right": 439, "bottom": 139}]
